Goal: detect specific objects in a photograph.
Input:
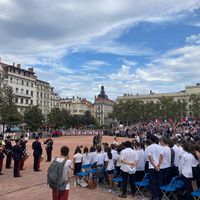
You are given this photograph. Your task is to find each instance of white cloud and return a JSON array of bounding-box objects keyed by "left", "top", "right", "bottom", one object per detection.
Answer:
[
  {"left": 83, "top": 60, "right": 110, "bottom": 71},
  {"left": 186, "top": 34, "right": 200, "bottom": 44}
]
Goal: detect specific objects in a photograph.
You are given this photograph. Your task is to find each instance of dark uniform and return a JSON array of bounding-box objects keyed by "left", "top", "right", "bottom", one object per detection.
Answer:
[
  {"left": 44, "top": 138, "right": 53, "bottom": 162},
  {"left": 32, "top": 138, "right": 43, "bottom": 171},
  {"left": 12, "top": 142, "right": 23, "bottom": 177},
  {"left": 0, "top": 140, "right": 6, "bottom": 175},
  {"left": 5, "top": 137, "right": 13, "bottom": 168},
  {"left": 20, "top": 138, "right": 27, "bottom": 170}
]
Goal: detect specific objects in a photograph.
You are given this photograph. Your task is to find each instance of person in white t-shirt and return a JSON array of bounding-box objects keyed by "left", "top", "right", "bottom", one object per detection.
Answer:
[
  {"left": 113, "top": 136, "right": 119, "bottom": 145},
  {"left": 73, "top": 146, "right": 83, "bottom": 183},
  {"left": 159, "top": 137, "right": 171, "bottom": 186},
  {"left": 135, "top": 142, "right": 145, "bottom": 181},
  {"left": 147, "top": 136, "right": 163, "bottom": 200},
  {"left": 179, "top": 143, "right": 195, "bottom": 200},
  {"left": 105, "top": 147, "right": 115, "bottom": 192},
  {"left": 119, "top": 141, "right": 138, "bottom": 198},
  {"left": 82, "top": 147, "right": 91, "bottom": 167},
  {"left": 89, "top": 146, "right": 97, "bottom": 166},
  {"left": 52, "top": 146, "right": 73, "bottom": 200}
]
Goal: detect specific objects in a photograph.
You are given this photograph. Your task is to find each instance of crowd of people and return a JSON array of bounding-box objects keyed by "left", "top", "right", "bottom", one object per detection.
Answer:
[
  {"left": 0, "top": 134, "right": 53, "bottom": 177},
  {"left": 1, "top": 120, "right": 200, "bottom": 200}
]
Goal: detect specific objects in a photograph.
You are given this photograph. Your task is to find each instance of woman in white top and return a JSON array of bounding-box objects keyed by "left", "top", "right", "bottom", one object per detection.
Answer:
[
  {"left": 82, "top": 147, "right": 91, "bottom": 166},
  {"left": 105, "top": 147, "right": 115, "bottom": 191},
  {"left": 179, "top": 143, "right": 194, "bottom": 200},
  {"left": 73, "top": 146, "right": 83, "bottom": 176},
  {"left": 89, "top": 146, "right": 97, "bottom": 166},
  {"left": 135, "top": 142, "right": 145, "bottom": 181}
]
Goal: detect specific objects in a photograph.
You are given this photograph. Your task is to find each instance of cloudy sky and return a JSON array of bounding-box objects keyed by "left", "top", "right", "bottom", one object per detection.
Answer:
[{"left": 1, "top": 0, "right": 200, "bottom": 101}]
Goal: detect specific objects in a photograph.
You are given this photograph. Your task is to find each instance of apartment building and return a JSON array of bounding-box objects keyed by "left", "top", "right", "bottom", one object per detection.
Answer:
[
  {"left": 60, "top": 96, "right": 93, "bottom": 115},
  {"left": 0, "top": 62, "right": 37, "bottom": 113},
  {"left": 116, "top": 83, "right": 200, "bottom": 117}
]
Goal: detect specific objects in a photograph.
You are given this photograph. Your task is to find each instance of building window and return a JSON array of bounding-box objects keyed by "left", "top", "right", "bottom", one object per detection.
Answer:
[
  {"left": 26, "top": 99, "right": 29, "bottom": 104},
  {"left": 21, "top": 98, "right": 23, "bottom": 104},
  {"left": 40, "top": 92, "right": 43, "bottom": 98},
  {"left": 22, "top": 80, "right": 24, "bottom": 85},
  {"left": 21, "top": 89, "right": 24, "bottom": 94},
  {"left": 10, "top": 77, "right": 13, "bottom": 83},
  {"left": 31, "top": 91, "right": 33, "bottom": 97},
  {"left": 31, "top": 100, "right": 33, "bottom": 105},
  {"left": 16, "top": 88, "right": 18, "bottom": 93},
  {"left": 15, "top": 98, "right": 18, "bottom": 103},
  {"left": 31, "top": 83, "right": 33, "bottom": 87},
  {"left": 26, "top": 90, "right": 29, "bottom": 95},
  {"left": 27, "top": 82, "right": 29, "bottom": 86}
]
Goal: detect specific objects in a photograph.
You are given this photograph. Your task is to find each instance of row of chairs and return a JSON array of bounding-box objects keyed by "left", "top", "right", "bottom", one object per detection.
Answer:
[
  {"left": 113, "top": 173, "right": 200, "bottom": 200},
  {"left": 77, "top": 165, "right": 200, "bottom": 200}
]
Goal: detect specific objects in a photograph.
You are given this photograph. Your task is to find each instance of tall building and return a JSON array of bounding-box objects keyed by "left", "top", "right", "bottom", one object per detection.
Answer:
[
  {"left": 116, "top": 83, "right": 200, "bottom": 117},
  {"left": 0, "top": 62, "right": 37, "bottom": 113},
  {"left": 94, "top": 85, "right": 114, "bottom": 125},
  {"left": 50, "top": 88, "right": 61, "bottom": 110},
  {"left": 60, "top": 96, "right": 93, "bottom": 115},
  {"left": 36, "top": 79, "right": 51, "bottom": 119}
]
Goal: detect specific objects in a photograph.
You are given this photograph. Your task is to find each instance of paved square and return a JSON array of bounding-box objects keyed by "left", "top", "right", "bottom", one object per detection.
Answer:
[{"left": 0, "top": 135, "right": 139, "bottom": 200}]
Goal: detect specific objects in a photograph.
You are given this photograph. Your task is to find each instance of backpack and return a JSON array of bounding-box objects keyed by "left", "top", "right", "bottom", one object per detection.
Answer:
[{"left": 47, "top": 158, "right": 68, "bottom": 191}]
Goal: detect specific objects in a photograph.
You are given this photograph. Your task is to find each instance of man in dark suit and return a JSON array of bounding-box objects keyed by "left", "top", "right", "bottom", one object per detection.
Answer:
[
  {"left": 44, "top": 134, "right": 53, "bottom": 162},
  {"left": 5, "top": 135, "right": 13, "bottom": 169},
  {"left": 0, "top": 135, "right": 6, "bottom": 175},
  {"left": 32, "top": 136, "right": 43, "bottom": 171},
  {"left": 20, "top": 135, "right": 28, "bottom": 170},
  {"left": 12, "top": 139, "right": 23, "bottom": 177}
]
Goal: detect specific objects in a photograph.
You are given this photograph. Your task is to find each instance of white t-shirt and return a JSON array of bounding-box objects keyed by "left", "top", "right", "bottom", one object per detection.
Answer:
[
  {"left": 115, "top": 153, "right": 121, "bottom": 167},
  {"left": 82, "top": 153, "right": 91, "bottom": 165},
  {"left": 136, "top": 149, "right": 145, "bottom": 171},
  {"left": 172, "top": 145, "right": 181, "bottom": 167},
  {"left": 147, "top": 144, "right": 163, "bottom": 169},
  {"left": 106, "top": 157, "right": 115, "bottom": 171},
  {"left": 120, "top": 148, "right": 138, "bottom": 174},
  {"left": 160, "top": 146, "right": 171, "bottom": 169},
  {"left": 73, "top": 153, "right": 83, "bottom": 163},
  {"left": 111, "top": 149, "right": 118, "bottom": 161},
  {"left": 89, "top": 152, "right": 97, "bottom": 164},
  {"left": 179, "top": 152, "right": 195, "bottom": 178},
  {"left": 95, "top": 152, "right": 105, "bottom": 166},
  {"left": 55, "top": 158, "right": 72, "bottom": 190}
]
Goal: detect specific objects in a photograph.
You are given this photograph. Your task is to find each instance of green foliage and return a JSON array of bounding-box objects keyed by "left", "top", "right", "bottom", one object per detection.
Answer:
[
  {"left": 23, "top": 106, "right": 44, "bottom": 131},
  {"left": 0, "top": 85, "right": 22, "bottom": 128},
  {"left": 110, "top": 97, "right": 188, "bottom": 123},
  {"left": 190, "top": 94, "right": 200, "bottom": 118},
  {"left": 47, "top": 108, "right": 97, "bottom": 129}
]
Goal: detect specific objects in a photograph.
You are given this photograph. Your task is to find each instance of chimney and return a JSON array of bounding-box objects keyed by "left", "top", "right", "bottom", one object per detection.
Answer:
[
  {"left": 16, "top": 64, "right": 21, "bottom": 68},
  {"left": 13, "top": 63, "right": 15, "bottom": 67},
  {"left": 28, "top": 67, "right": 34, "bottom": 73}
]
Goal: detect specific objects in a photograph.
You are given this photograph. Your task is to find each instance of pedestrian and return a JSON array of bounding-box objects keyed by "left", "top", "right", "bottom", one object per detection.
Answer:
[
  {"left": 12, "top": 139, "right": 23, "bottom": 177},
  {"left": 20, "top": 135, "right": 28, "bottom": 170},
  {"left": 44, "top": 134, "right": 53, "bottom": 162},
  {"left": 32, "top": 136, "right": 43, "bottom": 172},
  {"left": 51, "top": 146, "right": 72, "bottom": 200}
]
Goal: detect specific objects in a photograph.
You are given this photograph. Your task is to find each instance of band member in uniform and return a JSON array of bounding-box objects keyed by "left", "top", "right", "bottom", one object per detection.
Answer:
[
  {"left": 43, "top": 134, "right": 53, "bottom": 162},
  {"left": 20, "top": 135, "right": 28, "bottom": 170},
  {"left": 93, "top": 133, "right": 102, "bottom": 148},
  {"left": 32, "top": 136, "right": 43, "bottom": 171},
  {"left": 0, "top": 134, "right": 6, "bottom": 175},
  {"left": 5, "top": 135, "right": 13, "bottom": 169},
  {"left": 12, "top": 139, "right": 23, "bottom": 177}
]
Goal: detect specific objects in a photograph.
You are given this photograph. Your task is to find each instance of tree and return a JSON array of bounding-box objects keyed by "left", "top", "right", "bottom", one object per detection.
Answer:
[
  {"left": 24, "top": 106, "right": 44, "bottom": 131},
  {"left": 81, "top": 111, "right": 97, "bottom": 127},
  {"left": 190, "top": 94, "right": 200, "bottom": 118},
  {"left": 0, "top": 85, "right": 22, "bottom": 131},
  {"left": 48, "top": 108, "right": 65, "bottom": 129}
]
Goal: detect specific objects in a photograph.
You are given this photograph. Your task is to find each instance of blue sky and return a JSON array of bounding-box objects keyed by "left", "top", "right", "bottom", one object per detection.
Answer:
[{"left": 1, "top": 0, "right": 200, "bottom": 101}]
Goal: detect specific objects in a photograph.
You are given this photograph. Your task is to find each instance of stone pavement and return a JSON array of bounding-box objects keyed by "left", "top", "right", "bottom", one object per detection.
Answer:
[{"left": 0, "top": 136, "right": 146, "bottom": 200}]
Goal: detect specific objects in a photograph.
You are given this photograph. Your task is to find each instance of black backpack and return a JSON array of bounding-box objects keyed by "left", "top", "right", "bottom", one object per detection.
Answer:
[{"left": 47, "top": 158, "right": 68, "bottom": 191}]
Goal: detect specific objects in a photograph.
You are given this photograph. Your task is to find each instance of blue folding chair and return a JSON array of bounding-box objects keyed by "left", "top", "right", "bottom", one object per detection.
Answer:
[
  {"left": 82, "top": 164, "right": 91, "bottom": 171},
  {"left": 134, "top": 173, "right": 149, "bottom": 198},
  {"left": 160, "top": 176, "right": 182, "bottom": 200},
  {"left": 191, "top": 188, "right": 200, "bottom": 200}
]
